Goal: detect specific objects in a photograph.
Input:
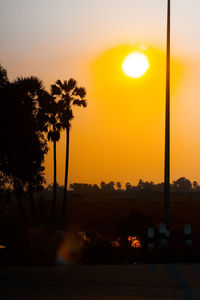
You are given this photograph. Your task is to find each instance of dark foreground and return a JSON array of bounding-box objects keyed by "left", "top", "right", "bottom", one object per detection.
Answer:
[{"left": 1, "top": 264, "right": 200, "bottom": 300}]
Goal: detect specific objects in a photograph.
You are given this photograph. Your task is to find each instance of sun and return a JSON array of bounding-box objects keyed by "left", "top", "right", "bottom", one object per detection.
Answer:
[{"left": 122, "top": 52, "right": 149, "bottom": 78}]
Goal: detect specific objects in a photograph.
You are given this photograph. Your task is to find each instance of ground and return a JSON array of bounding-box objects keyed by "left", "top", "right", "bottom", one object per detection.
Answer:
[{"left": 1, "top": 264, "right": 200, "bottom": 300}]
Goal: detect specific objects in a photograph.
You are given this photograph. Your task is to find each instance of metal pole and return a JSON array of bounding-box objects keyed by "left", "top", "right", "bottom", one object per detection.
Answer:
[{"left": 164, "top": 0, "right": 170, "bottom": 227}]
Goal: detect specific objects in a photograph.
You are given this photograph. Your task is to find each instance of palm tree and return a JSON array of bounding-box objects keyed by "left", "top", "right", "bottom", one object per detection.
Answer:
[
  {"left": 51, "top": 79, "right": 87, "bottom": 222},
  {"left": 7, "top": 76, "right": 48, "bottom": 224},
  {"left": 47, "top": 97, "right": 62, "bottom": 222},
  {"left": 164, "top": 0, "right": 170, "bottom": 227}
]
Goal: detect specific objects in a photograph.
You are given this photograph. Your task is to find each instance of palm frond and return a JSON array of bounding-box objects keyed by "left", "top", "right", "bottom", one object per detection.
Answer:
[
  {"left": 47, "top": 129, "right": 60, "bottom": 142},
  {"left": 38, "top": 90, "right": 52, "bottom": 110},
  {"left": 80, "top": 99, "right": 87, "bottom": 107},
  {"left": 59, "top": 109, "right": 74, "bottom": 126},
  {"left": 73, "top": 99, "right": 82, "bottom": 106},
  {"left": 51, "top": 84, "right": 61, "bottom": 96},
  {"left": 62, "top": 80, "right": 67, "bottom": 91},
  {"left": 13, "top": 76, "right": 44, "bottom": 95},
  {"left": 55, "top": 79, "right": 63, "bottom": 89},
  {"left": 73, "top": 99, "right": 87, "bottom": 107},
  {"left": 47, "top": 130, "right": 54, "bottom": 141},
  {"left": 77, "top": 87, "right": 86, "bottom": 98},
  {"left": 54, "top": 130, "right": 60, "bottom": 142},
  {"left": 67, "top": 78, "right": 77, "bottom": 91}
]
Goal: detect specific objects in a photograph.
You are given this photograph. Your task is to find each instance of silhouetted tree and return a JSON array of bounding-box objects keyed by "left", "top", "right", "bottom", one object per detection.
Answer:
[
  {"left": 0, "top": 64, "right": 8, "bottom": 89},
  {"left": 116, "top": 182, "right": 122, "bottom": 190},
  {"left": 47, "top": 94, "right": 63, "bottom": 222},
  {"left": 70, "top": 183, "right": 100, "bottom": 194},
  {"left": 93, "top": 184, "right": 100, "bottom": 192},
  {"left": 172, "top": 177, "right": 192, "bottom": 193},
  {"left": 51, "top": 79, "right": 87, "bottom": 222},
  {"left": 0, "top": 65, "right": 10, "bottom": 191},
  {"left": 0, "top": 70, "right": 48, "bottom": 224},
  {"left": 137, "top": 179, "right": 154, "bottom": 192},
  {"left": 193, "top": 181, "right": 200, "bottom": 191},
  {"left": 100, "top": 181, "right": 106, "bottom": 191},
  {"left": 125, "top": 182, "right": 132, "bottom": 192},
  {"left": 100, "top": 181, "right": 115, "bottom": 192},
  {"left": 107, "top": 181, "right": 115, "bottom": 192},
  {"left": 153, "top": 182, "right": 164, "bottom": 192},
  {"left": 36, "top": 88, "right": 61, "bottom": 221}
]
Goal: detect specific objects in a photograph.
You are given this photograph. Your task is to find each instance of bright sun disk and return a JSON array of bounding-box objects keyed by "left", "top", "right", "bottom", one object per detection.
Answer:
[{"left": 122, "top": 52, "right": 149, "bottom": 78}]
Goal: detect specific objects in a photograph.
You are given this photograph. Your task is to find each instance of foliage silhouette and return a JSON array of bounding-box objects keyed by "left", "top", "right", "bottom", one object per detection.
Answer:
[
  {"left": 0, "top": 67, "right": 48, "bottom": 224},
  {"left": 116, "top": 182, "right": 122, "bottom": 190},
  {"left": 0, "top": 65, "right": 8, "bottom": 89},
  {"left": 68, "top": 177, "right": 199, "bottom": 200},
  {"left": 46, "top": 93, "right": 63, "bottom": 222},
  {"left": 171, "top": 177, "right": 192, "bottom": 193},
  {"left": 51, "top": 78, "right": 87, "bottom": 222}
]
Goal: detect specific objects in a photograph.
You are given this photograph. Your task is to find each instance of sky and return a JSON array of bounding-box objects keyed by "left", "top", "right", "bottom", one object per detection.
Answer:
[{"left": 1, "top": 0, "right": 200, "bottom": 187}]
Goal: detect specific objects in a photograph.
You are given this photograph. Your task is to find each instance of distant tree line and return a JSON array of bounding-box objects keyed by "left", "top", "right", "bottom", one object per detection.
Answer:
[
  {"left": 0, "top": 64, "right": 87, "bottom": 224},
  {"left": 68, "top": 177, "right": 200, "bottom": 197}
]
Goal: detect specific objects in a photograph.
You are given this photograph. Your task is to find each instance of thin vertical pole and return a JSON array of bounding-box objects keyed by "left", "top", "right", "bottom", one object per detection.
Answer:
[{"left": 164, "top": 0, "right": 170, "bottom": 227}]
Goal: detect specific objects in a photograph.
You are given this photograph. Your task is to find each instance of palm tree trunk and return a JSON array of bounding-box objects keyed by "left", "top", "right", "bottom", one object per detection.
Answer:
[
  {"left": 29, "top": 191, "right": 36, "bottom": 221},
  {"left": 62, "top": 126, "right": 70, "bottom": 222},
  {"left": 50, "top": 138, "right": 57, "bottom": 222},
  {"left": 13, "top": 178, "right": 31, "bottom": 225},
  {"left": 17, "top": 195, "right": 31, "bottom": 225}
]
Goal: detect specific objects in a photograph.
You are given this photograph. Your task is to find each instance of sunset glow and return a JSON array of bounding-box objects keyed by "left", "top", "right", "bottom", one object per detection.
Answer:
[
  {"left": 2, "top": 0, "right": 200, "bottom": 186},
  {"left": 122, "top": 52, "right": 149, "bottom": 78}
]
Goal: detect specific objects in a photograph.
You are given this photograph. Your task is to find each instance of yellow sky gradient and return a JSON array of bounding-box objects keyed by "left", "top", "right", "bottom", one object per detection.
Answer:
[{"left": 44, "top": 43, "right": 196, "bottom": 187}]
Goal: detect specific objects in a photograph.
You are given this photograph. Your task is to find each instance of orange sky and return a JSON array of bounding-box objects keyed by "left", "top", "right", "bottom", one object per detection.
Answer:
[
  {"left": 2, "top": 0, "right": 200, "bottom": 187},
  {"left": 45, "top": 44, "right": 200, "bottom": 187}
]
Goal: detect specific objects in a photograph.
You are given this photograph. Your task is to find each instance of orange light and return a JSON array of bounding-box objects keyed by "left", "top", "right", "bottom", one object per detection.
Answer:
[{"left": 128, "top": 236, "right": 142, "bottom": 248}]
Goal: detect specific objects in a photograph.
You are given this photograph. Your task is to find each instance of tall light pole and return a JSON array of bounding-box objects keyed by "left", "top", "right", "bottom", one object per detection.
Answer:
[{"left": 164, "top": 0, "right": 170, "bottom": 227}]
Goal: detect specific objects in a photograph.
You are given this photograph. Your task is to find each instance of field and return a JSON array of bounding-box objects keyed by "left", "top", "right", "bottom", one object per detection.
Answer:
[
  {"left": 0, "top": 197, "right": 200, "bottom": 265},
  {"left": 67, "top": 198, "right": 200, "bottom": 234}
]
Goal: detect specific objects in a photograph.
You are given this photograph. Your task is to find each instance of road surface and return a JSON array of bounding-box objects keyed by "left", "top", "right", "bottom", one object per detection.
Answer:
[{"left": 1, "top": 264, "right": 200, "bottom": 299}]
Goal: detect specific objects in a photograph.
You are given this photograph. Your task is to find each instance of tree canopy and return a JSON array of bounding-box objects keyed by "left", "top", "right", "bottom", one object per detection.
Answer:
[{"left": 0, "top": 66, "right": 48, "bottom": 194}]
